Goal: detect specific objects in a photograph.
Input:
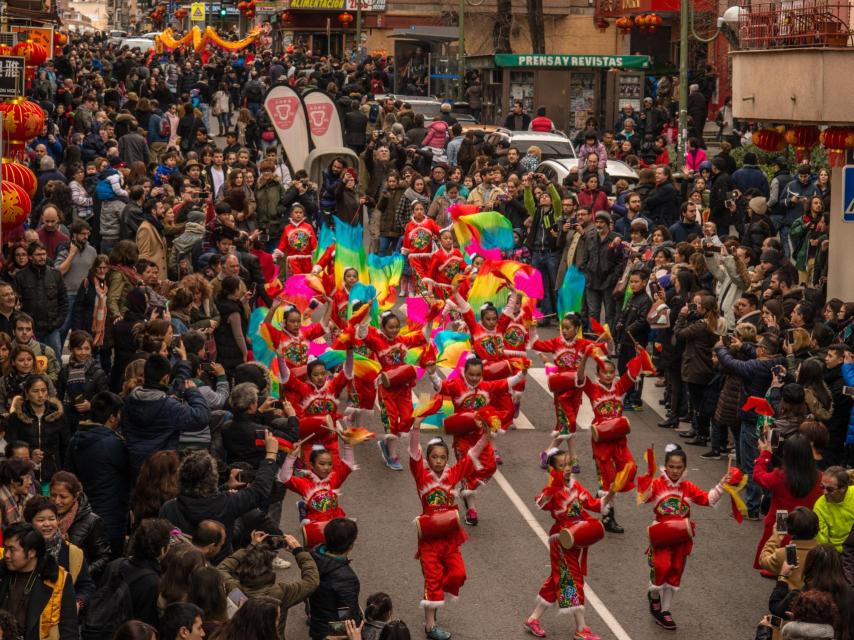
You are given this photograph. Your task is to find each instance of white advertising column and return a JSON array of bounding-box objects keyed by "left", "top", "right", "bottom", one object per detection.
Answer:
[{"left": 827, "top": 167, "right": 854, "bottom": 301}]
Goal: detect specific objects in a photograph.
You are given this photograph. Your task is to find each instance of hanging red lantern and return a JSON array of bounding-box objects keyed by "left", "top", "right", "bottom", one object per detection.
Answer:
[
  {"left": 1, "top": 182, "right": 31, "bottom": 231},
  {"left": 280, "top": 10, "right": 292, "bottom": 22},
  {"left": 595, "top": 18, "right": 609, "bottom": 30},
  {"left": 615, "top": 15, "right": 633, "bottom": 32},
  {"left": 0, "top": 98, "right": 46, "bottom": 158},
  {"left": 820, "top": 126, "right": 854, "bottom": 167},
  {"left": 1, "top": 160, "right": 36, "bottom": 197},
  {"left": 784, "top": 125, "right": 820, "bottom": 162},
  {"left": 174, "top": 7, "right": 188, "bottom": 18},
  {"left": 11, "top": 41, "right": 47, "bottom": 69},
  {"left": 338, "top": 11, "right": 353, "bottom": 24},
  {"left": 54, "top": 32, "right": 68, "bottom": 46},
  {"left": 647, "top": 13, "right": 662, "bottom": 31},
  {"left": 0, "top": 45, "right": 10, "bottom": 56},
  {"left": 752, "top": 128, "right": 786, "bottom": 152}
]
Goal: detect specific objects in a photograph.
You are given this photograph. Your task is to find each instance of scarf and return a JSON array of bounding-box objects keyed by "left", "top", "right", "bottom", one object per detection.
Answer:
[
  {"left": 110, "top": 264, "right": 144, "bottom": 287},
  {"left": 0, "top": 484, "right": 24, "bottom": 527},
  {"left": 64, "top": 360, "right": 87, "bottom": 403},
  {"left": 45, "top": 532, "right": 63, "bottom": 561},
  {"left": 142, "top": 210, "right": 165, "bottom": 236},
  {"left": 57, "top": 500, "right": 79, "bottom": 540},
  {"left": 404, "top": 187, "right": 430, "bottom": 207},
  {"left": 91, "top": 278, "right": 108, "bottom": 346}
]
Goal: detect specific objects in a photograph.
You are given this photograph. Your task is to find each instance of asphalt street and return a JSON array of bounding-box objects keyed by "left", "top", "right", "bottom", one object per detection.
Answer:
[{"left": 277, "top": 324, "right": 772, "bottom": 640}]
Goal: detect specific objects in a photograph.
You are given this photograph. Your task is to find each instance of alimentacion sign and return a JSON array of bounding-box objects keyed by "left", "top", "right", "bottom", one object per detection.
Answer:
[{"left": 494, "top": 54, "right": 650, "bottom": 69}]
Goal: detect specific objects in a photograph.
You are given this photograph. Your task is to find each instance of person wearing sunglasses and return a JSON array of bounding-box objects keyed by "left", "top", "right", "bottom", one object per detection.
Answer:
[{"left": 813, "top": 466, "right": 854, "bottom": 552}]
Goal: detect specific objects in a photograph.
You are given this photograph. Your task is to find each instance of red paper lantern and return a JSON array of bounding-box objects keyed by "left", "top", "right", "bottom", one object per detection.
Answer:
[
  {"left": 615, "top": 15, "right": 633, "bottom": 31},
  {"left": 752, "top": 128, "right": 786, "bottom": 152},
  {"left": 338, "top": 11, "right": 353, "bottom": 24},
  {"left": 0, "top": 98, "right": 46, "bottom": 158},
  {"left": 11, "top": 41, "right": 47, "bottom": 68},
  {"left": 0, "top": 44, "right": 11, "bottom": 56},
  {"left": 54, "top": 32, "right": 68, "bottom": 46},
  {"left": 1, "top": 160, "right": 36, "bottom": 197},
  {"left": 820, "top": 127, "right": 854, "bottom": 167},
  {"left": 595, "top": 18, "right": 609, "bottom": 30},
  {"left": 1, "top": 182, "right": 31, "bottom": 230},
  {"left": 784, "top": 125, "right": 820, "bottom": 162}
]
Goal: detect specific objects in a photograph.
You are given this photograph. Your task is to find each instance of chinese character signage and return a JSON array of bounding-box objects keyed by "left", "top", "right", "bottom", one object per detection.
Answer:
[{"left": 0, "top": 56, "right": 25, "bottom": 99}]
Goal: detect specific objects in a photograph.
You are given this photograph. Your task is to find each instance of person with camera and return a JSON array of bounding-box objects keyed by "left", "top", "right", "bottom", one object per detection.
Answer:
[
  {"left": 708, "top": 157, "right": 737, "bottom": 234},
  {"left": 760, "top": 507, "right": 820, "bottom": 592},
  {"left": 54, "top": 219, "right": 97, "bottom": 348},
  {"left": 216, "top": 530, "right": 319, "bottom": 637},
  {"left": 159, "top": 431, "right": 281, "bottom": 563},
  {"left": 614, "top": 267, "right": 652, "bottom": 411},
  {"left": 790, "top": 196, "right": 827, "bottom": 285},
  {"left": 223, "top": 383, "right": 297, "bottom": 467}
]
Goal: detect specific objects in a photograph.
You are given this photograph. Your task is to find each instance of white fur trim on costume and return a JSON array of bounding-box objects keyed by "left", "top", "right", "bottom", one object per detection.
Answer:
[
  {"left": 648, "top": 582, "right": 664, "bottom": 593},
  {"left": 384, "top": 433, "right": 399, "bottom": 441},
  {"left": 420, "top": 599, "right": 445, "bottom": 609},
  {"left": 555, "top": 604, "right": 585, "bottom": 615},
  {"left": 445, "top": 594, "right": 459, "bottom": 602},
  {"left": 546, "top": 447, "right": 561, "bottom": 457},
  {"left": 460, "top": 487, "right": 479, "bottom": 497},
  {"left": 665, "top": 583, "right": 681, "bottom": 591},
  {"left": 536, "top": 595, "right": 555, "bottom": 608}
]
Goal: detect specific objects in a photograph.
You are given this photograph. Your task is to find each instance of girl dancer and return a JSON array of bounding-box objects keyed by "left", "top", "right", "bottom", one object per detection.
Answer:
[
  {"left": 273, "top": 203, "right": 317, "bottom": 276},
  {"left": 531, "top": 313, "right": 594, "bottom": 472},
  {"left": 330, "top": 266, "right": 360, "bottom": 331},
  {"left": 333, "top": 300, "right": 378, "bottom": 430},
  {"left": 267, "top": 300, "right": 331, "bottom": 373},
  {"left": 276, "top": 344, "right": 353, "bottom": 462},
  {"left": 575, "top": 344, "right": 645, "bottom": 533},
  {"left": 401, "top": 201, "right": 441, "bottom": 292},
  {"left": 361, "top": 310, "right": 428, "bottom": 470},
  {"left": 524, "top": 449, "right": 613, "bottom": 640},
  {"left": 427, "top": 357, "right": 526, "bottom": 526},
  {"left": 641, "top": 445, "right": 728, "bottom": 630},
  {"left": 424, "top": 229, "right": 466, "bottom": 298},
  {"left": 278, "top": 430, "right": 356, "bottom": 547},
  {"left": 409, "top": 416, "right": 492, "bottom": 640},
  {"left": 497, "top": 289, "right": 533, "bottom": 428}
]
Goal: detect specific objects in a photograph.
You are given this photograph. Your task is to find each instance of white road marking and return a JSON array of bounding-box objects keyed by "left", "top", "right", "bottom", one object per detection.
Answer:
[{"left": 494, "top": 470, "right": 634, "bottom": 640}]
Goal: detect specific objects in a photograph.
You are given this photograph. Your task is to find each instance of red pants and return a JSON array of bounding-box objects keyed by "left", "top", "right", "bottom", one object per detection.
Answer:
[
  {"left": 418, "top": 537, "right": 467, "bottom": 605},
  {"left": 539, "top": 534, "right": 587, "bottom": 610},
  {"left": 348, "top": 377, "right": 377, "bottom": 411},
  {"left": 554, "top": 389, "right": 582, "bottom": 437},
  {"left": 648, "top": 540, "right": 693, "bottom": 588},
  {"left": 454, "top": 435, "right": 497, "bottom": 492},
  {"left": 287, "top": 256, "right": 313, "bottom": 275},
  {"left": 591, "top": 437, "right": 636, "bottom": 492},
  {"left": 379, "top": 384, "right": 414, "bottom": 436}
]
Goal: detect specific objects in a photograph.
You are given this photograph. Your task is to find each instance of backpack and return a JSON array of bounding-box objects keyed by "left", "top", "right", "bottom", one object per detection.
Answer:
[
  {"left": 158, "top": 115, "right": 171, "bottom": 139},
  {"left": 81, "top": 558, "right": 155, "bottom": 640}
]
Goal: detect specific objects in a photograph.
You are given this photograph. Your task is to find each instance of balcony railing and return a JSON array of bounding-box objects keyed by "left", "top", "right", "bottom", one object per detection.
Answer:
[{"left": 738, "top": 0, "right": 852, "bottom": 48}]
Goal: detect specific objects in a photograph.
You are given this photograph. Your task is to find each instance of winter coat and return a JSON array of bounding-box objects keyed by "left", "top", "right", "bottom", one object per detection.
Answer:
[
  {"left": 674, "top": 316, "right": 718, "bottom": 385},
  {"left": 705, "top": 254, "right": 749, "bottom": 329},
  {"left": 217, "top": 546, "right": 319, "bottom": 636},
  {"left": 789, "top": 214, "right": 822, "bottom": 272},
  {"left": 709, "top": 171, "right": 735, "bottom": 230},
  {"left": 159, "top": 457, "right": 277, "bottom": 562},
  {"left": 5, "top": 397, "right": 70, "bottom": 484},
  {"left": 64, "top": 494, "right": 112, "bottom": 580},
  {"left": 421, "top": 120, "right": 449, "bottom": 150},
  {"left": 308, "top": 547, "right": 362, "bottom": 640},
  {"left": 168, "top": 222, "right": 206, "bottom": 280},
  {"left": 643, "top": 181, "right": 680, "bottom": 226},
  {"left": 13, "top": 263, "right": 68, "bottom": 337},
  {"left": 823, "top": 364, "right": 853, "bottom": 458},
  {"left": 783, "top": 179, "right": 817, "bottom": 226},
  {"left": 120, "top": 201, "right": 144, "bottom": 241},
  {"left": 582, "top": 231, "right": 624, "bottom": 291},
  {"left": 714, "top": 345, "right": 750, "bottom": 428},
  {"left": 615, "top": 290, "right": 652, "bottom": 347},
  {"left": 715, "top": 345, "right": 787, "bottom": 423},
  {"left": 841, "top": 363, "right": 854, "bottom": 445},
  {"left": 58, "top": 357, "right": 108, "bottom": 431},
  {"left": 376, "top": 186, "right": 405, "bottom": 237},
  {"left": 732, "top": 164, "right": 770, "bottom": 198},
  {"left": 65, "top": 422, "right": 131, "bottom": 544},
  {"left": 120, "top": 363, "right": 210, "bottom": 476},
  {"left": 0, "top": 560, "right": 78, "bottom": 640},
  {"left": 136, "top": 219, "right": 168, "bottom": 277},
  {"left": 255, "top": 178, "right": 287, "bottom": 241},
  {"left": 214, "top": 295, "right": 249, "bottom": 370}
]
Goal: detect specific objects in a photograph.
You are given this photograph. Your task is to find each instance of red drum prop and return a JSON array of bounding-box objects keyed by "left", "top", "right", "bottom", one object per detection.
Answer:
[
  {"left": 379, "top": 365, "right": 417, "bottom": 389},
  {"left": 548, "top": 371, "right": 577, "bottom": 394},
  {"left": 591, "top": 416, "right": 631, "bottom": 442},
  {"left": 558, "top": 519, "right": 605, "bottom": 549},
  {"left": 648, "top": 519, "right": 694, "bottom": 549},
  {"left": 299, "top": 415, "right": 333, "bottom": 440},
  {"left": 442, "top": 412, "right": 478, "bottom": 436},
  {"left": 416, "top": 509, "right": 462, "bottom": 540},
  {"left": 482, "top": 360, "right": 512, "bottom": 381},
  {"left": 302, "top": 521, "right": 328, "bottom": 547}
]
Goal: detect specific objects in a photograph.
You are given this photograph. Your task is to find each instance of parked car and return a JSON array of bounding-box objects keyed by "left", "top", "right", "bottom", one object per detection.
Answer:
[
  {"left": 536, "top": 158, "right": 639, "bottom": 195},
  {"left": 118, "top": 37, "right": 156, "bottom": 52}
]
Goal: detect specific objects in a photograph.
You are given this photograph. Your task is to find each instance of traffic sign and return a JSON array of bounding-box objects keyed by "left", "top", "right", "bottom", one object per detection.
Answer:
[
  {"left": 190, "top": 2, "right": 205, "bottom": 21},
  {"left": 844, "top": 165, "right": 854, "bottom": 221}
]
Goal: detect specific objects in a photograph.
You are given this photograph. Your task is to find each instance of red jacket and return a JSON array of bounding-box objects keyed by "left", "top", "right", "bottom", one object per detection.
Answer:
[{"left": 530, "top": 116, "right": 555, "bottom": 132}]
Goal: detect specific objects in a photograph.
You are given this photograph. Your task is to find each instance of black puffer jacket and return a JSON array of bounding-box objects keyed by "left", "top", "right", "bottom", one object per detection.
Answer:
[
  {"left": 714, "top": 345, "right": 750, "bottom": 428},
  {"left": 13, "top": 263, "right": 69, "bottom": 337},
  {"left": 65, "top": 494, "right": 112, "bottom": 580},
  {"left": 674, "top": 315, "right": 719, "bottom": 385},
  {"left": 5, "top": 397, "right": 70, "bottom": 484},
  {"left": 615, "top": 290, "right": 652, "bottom": 347},
  {"left": 309, "top": 547, "right": 362, "bottom": 640}
]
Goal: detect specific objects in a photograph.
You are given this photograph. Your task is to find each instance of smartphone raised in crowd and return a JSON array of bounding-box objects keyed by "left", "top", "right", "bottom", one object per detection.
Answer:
[
  {"left": 785, "top": 543, "right": 798, "bottom": 567},
  {"left": 775, "top": 510, "right": 788, "bottom": 533}
]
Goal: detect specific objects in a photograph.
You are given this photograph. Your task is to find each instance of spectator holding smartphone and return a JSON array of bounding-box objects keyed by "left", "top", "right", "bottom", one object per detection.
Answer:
[{"left": 759, "top": 506, "right": 820, "bottom": 589}]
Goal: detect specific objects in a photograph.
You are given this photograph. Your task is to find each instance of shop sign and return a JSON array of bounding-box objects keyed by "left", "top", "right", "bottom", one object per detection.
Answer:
[
  {"left": 256, "top": 1, "right": 279, "bottom": 13},
  {"left": 11, "top": 27, "right": 54, "bottom": 60},
  {"left": 287, "top": 0, "right": 386, "bottom": 9},
  {"left": 345, "top": 0, "right": 386, "bottom": 10},
  {"left": 0, "top": 56, "right": 25, "bottom": 99},
  {"left": 494, "top": 53, "right": 650, "bottom": 69}
]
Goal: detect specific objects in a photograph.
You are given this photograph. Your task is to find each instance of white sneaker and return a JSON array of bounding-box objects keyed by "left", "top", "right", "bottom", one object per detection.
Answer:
[{"left": 272, "top": 557, "right": 292, "bottom": 570}]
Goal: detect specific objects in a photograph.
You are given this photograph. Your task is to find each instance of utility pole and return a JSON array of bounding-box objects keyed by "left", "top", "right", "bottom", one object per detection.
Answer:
[
  {"left": 678, "top": 0, "right": 689, "bottom": 170},
  {"left": 457, "top": 0, "right": 465, "bottom": 99},
  {"left": 356, "top": 0, "right": 362, "bottom": 61}
]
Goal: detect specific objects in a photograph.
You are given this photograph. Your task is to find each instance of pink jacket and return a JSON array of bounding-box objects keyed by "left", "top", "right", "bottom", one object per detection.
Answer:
[
  {"left": 421, "top": 121, "right": 449, "bottom": 150},
  {"left": 684, "top": 147, "right": 708, "bottom": 171}
]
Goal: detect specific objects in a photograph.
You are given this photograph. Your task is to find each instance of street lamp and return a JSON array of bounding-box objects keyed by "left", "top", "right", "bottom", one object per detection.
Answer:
[{"left": 677, "top": 3, "right": 741, "bottom": 167}]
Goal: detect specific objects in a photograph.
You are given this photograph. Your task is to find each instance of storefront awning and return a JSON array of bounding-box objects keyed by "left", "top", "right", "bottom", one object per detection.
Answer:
[
  {"left": 595, "top": 0, "right": 713, "bottom": 17},
  {"left": 494, "top": 53, "right": 650, "bottom": 69},
  {"left": 389, "top": 26, "right": 459, "bottom": 43}
]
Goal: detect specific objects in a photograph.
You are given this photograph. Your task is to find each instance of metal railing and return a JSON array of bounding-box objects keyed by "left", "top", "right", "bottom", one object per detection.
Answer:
[{"left": 738, "top": 0, "right": 852, "bottom": 48}]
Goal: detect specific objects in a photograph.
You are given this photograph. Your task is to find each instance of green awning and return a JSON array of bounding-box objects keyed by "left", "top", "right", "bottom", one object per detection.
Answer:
[{"left": 494, "top": 53, "right": 650, "bottom": 69}]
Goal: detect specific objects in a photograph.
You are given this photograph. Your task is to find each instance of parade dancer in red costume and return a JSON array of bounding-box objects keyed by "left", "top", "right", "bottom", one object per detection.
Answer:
[
  {"left": 640, "top": 445, "right": 728, "bottom": 630},
  {"left": 330, "top": 267, "right": 360, "bottom": 331},
  {"left": 575, "top": 343, "right": 646, "bottom": 533},
  {"left": 424, "top": 230, "right": 466, "bottom": 298},
  {"left": 524, "top": 449, "right": 614, "bottom": 640},
  {"left": 359, "top": 310, "right": 428, "bottom": 470},
  {"left": 401, "top": 201, "right": 441, "bottom": 291},
  {"left": 531, "top": 313, "right": 595, "bottom": 472},
  {"left": 276, "top": 345, "right": 353, "bottom": 463},
  {"left": 278, "top": 429, "right": 357, "bottom": 548},
  {"left": 426, "top": 357, "right": 526, "bottom": 526},
  {"left": 409, "top": 416, "right": 492, "bottom": 640},
  {"left": 266, "top": 299, "right": 331, "bottom": 372},
  {"left": 497, "top": 289, "right": 532, "bottom": 428},
  {"left": 273, "top": 203, "right": 317, "bottom": 276}
]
